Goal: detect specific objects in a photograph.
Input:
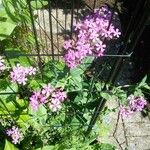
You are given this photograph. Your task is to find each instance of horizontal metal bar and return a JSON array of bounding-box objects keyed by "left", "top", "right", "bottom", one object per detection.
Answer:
[
  {"left": 103, "top": 53, "right": 132, "bottom": 57},
  {"left": 1, "top": 53, "right": 63, "bottom": 57},
  {"left": 0, "top": 92, "right": 19, "bottom": 95},
  {"left": 0, "top": 53, "right": 132, "bottom": 58}
]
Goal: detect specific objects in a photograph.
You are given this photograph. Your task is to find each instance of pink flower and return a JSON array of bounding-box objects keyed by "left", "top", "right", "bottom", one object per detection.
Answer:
[
  {"left": 10, "top": 64, "right": 27, "bottom": 85},
  {"left": 74, "top": 22, "right": 82, "bottom": 31},
  {"left": 64, "top": 40, "right": 72, "bottom": 50},
  {"left": 64, "top": 50, "right": 79, "bottom": 68},
  {"left": 48, "top": 102, "right": 62, "bottom": 112},
  {"left": 6, "top": 126, "right": 22, "bottom": 144},
  {"left": 113, "top": 28, "right": 121, "bottom": 38},
  {"left": 63, "top": 6, "right": 121, "bottom": 68},
  {"left": 10, "top": 64, "right": 36, "bottom": 85},
  {"left": 119, "top": 106, "right": 133, "bottom": 119},
  {"left": 30, "top": 85, "right": 67, "bottom": 112},
  {"left": 129, "top": 95, "right": 147, "bottom": 111},
  {"left": 27, "top": 66, "right": 36, "bottom": 75},
  {"left": 29, "top": 91, "right": 47, "bottom": 111},
  {"left": 41, "top": 84, "right": 54, "bottom": 97},
  {"left": 120, "top": 95, "right": 147, "bottom": 119},
  {"left": 51, "top": 89, "right": 67, "bottom": 102},
  {"left": 95, "top": 41, "right": 106, "bottom": 52}
]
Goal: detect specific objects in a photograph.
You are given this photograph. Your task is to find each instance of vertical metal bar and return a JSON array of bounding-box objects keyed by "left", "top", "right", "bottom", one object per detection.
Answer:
[
  {"left": 70, "top": 0, "right": 74, "bottom": 38},
  {"left": 36, "top": 0, "right": 43, "bottom": 50},
  {"left": 107, "top": 0, "right": 149, "bottom": 85},
  {"left": 27, "top": 0, "right": 43, "bottom": 80},
  {"left": 64, "top": 2, "right": 67, "bottom": 39},
  {"left": 123, "top": 0, "right": 144, "bottom": 42},
  {"left": 41, "top": 2, "right": 48, "bottom": 54},
  {"left": 48, "top": 0, "right": 54, "bottom": 60},
  {"left": 128, "top": 0, "right": 150, "bottom": 53},
  {"left": 56, "top": 0, "right": 59, "bottom": 60},
  {"left": 93, "top": 0, "right": 97, "bottom": 10},
  {"left": 76, "top": 0, "right": 79, "bottom": 22},
  {"left": 86, "top": 0, "right": 119, "bottom": 135}
]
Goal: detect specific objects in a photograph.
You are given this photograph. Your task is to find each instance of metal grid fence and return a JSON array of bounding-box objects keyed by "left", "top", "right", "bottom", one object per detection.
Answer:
[{"left": 0, "top": 0, "right": 150, "bottom": 136}]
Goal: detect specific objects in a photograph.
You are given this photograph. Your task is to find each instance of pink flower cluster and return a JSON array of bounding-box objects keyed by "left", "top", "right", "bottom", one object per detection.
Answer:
[
  {"left": 0, "top": 56, "right": 6, "bottom": 73},
  {"left": 64, "top": 6, "right": 121, "bottom": 68},
  {"left": 30, "top": 84, "right": 67, "bottom": 112},
  {"left": 120, "top": 95, "right": 147, "bottom": 119},
  {"left": 10, "top": 64, "right": 36, "bottom": 85},
  {"left": 6, "top": 126, "right": 22, "bottom": 144}
]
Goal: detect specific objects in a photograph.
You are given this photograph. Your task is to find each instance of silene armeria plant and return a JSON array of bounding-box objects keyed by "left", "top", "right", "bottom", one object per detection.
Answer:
[
  {"left": 0, "top": 5, "right": 148, "bottom": 150},
  {"left": 64, "top": 5, "right": 121, "bottom": 68},
  {"left": 30, "top": 84, "right": 67, "bottom": 112}
]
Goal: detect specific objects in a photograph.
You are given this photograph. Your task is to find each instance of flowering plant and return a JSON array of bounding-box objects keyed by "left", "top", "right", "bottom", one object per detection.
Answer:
[
  {"left": 64, "top": 6, "right": 121, "bottom": 68},
  {"left": 0, "top": 5, "right": 149, "bottom": 150}
]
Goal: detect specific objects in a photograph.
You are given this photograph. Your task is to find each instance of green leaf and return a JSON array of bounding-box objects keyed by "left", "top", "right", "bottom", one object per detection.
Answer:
[
  {"left": 0, "top": 80, "right": 19, "bottom": 113},
  {"left": 70, "top": 67, "right": 84, "bottom": 77},
  {"left": 17, "top": 114, "right": 30, "bottom": 128},
  {"left": 55, "top": 77, "right": 68, "bottom": 88},
  {"left": 69, "top": 77, "right": 82, "bottom": 90},
  {"left": 36, "top": 145, "right": 55, "bottom": 150},
  {"left": 29, "top": 105, "right": 47, "bottom": 125},
  {"left": 0, "top": 81, "right": 18, "bottom": 101},
  {"left": 100, "top": 92, "right": 111, "bottom": 100},
  {"left": 0, "top": 21, "right": 16, "bottom": 40},
  {"left": 29, "top": 79, "right": 41, "bottom": 90},
  {"left": 138, "top": 76, "right": 147, "bottom": 87},
  {"left": 99, "top": 143, "right": 116, "bottom": 150},
  {"left": 4, "top": 140, "right": 18, "bottom": 150},
  {"left": 81, "top": 56, "right": 94, "bottom": 68},
  {"left": 31, "top": 1, "right": 48, "bottom": 9},
  {"left": 143, "top": 84, "right": 150, "bottom": 90}
]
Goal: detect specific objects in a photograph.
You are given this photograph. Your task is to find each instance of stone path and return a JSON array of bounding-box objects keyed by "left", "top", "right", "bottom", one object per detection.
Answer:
[{"left": 99, "top": 100, "right": 150, "bottom": 150}]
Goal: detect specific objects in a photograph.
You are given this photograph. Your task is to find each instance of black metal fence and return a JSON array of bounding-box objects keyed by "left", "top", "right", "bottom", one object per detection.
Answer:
[{"left": 1, "top": 0, "right": 150, "bottom": 135}]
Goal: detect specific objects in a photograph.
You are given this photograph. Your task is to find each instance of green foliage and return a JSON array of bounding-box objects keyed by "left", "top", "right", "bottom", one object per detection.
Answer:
[
  {"left": 0, "top": 0, "right": 17, "bottom": 40},
  {"left": 29, "top": 105, "right": 47, "bottom": 125},
  {"left": 0, "top": 1, "right": 120, "bottom": 149},
  {"left": 4, "top": 140, "right": 18, "bottom": 150}
]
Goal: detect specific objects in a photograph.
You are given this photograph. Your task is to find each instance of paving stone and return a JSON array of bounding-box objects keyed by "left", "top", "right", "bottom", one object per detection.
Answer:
[
  {"left": 106, "top": 99, "right": 119, "bottom": 110},
  {"left": 34, "top": 9, "right": 76, "bottom": 34},
  {"left": 123, "top": 112, "right": 142, "bottom": 123},
  {"left": 141, "top": 115, "right": 150, "bottom": 123},
  {"left": 125, "top": 123, "right": 150, "bottom": 137},
  {"left": 127, "top": 136, "right": 150, "bottom": 150}
]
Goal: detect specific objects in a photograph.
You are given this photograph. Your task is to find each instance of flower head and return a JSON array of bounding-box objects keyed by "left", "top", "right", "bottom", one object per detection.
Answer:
[
  {"left": 119, "top": 106, "right": 133, "bottom": 119},
  {"left": 48, "top": 101, "right": 62, "bottom": 112},
  {"left": 30, "top": 85, "right": 67, "bottom": 112},
  {"left": 30, "top": 91, "right": 47, "bottom": 111},
  {"left": 120, "top": 95, "right": 147, "bottom": 119},
  {"left": 63, "top": 6, "right": 121, "bottom": 68},
  {"left": 6, "top": 126, "right": 22, "bottom": 144},
  {"left": 52, "top": 88, "right": 67, "bottom": 102},
  {"left": 129, "top": 95, "right": 147, "bottom": 111},
  {"left": 10, "top": 64, "right": 36, "bottom": 85}
]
